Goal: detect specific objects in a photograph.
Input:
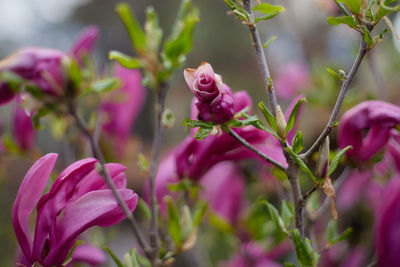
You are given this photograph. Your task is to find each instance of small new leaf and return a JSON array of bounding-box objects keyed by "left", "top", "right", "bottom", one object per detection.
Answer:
[
  {"left": 166, "top": 196, "right": 182, "bottom": 246},
  {"left": 262, "top": 35, "right": 277, "bottom": 48},
  {"left": 265, "top": 201, "right": 288, "bottom": 235},
  {"left": 116, "top": 3, "right": 147, "bottom": 53},
  {"left": 326, "top": 16, "right": 358, "bottom": 30},
  {"left": 293, "top": 131, "right": 304, "bottom": 154},
  {"left": 89, "top": 78, "right": 120, "bottom": 93},
  {"left": 291, "top": 229, "right": 320, "bottom": 267},
  {"left": 326, "top": 68, "right": 344, "bottom": 81},
  {"left": 327, "top": 146, "right": 352, "bottom": 176},
  {"left": 253, "top": 3, "right": 285, "bottom": 22},
  {"left": 287, "top": 148, "right": 317, "bottom": 183},
  {"left": 286, "top": 98, "right": 306, "bottom": 135},
  {"left": 109, "top": 51, "right": 142, "bottom": 69},
  {"left": 258, "top": 101, "right": 277, "bottom": 131},
  {"left": 162, "top": 108, "right": 175, "bottom": 129}
]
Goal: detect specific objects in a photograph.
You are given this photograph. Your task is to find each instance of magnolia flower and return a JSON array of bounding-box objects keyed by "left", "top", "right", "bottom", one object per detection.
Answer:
[
  {"left": 184, "top": 62, "right": 235, "bottom": 124},
  {"left": 13, "top": 153, "right": 138, "bottom": 266},
  {"left": 199, "top": 162, "right": 244, "bottom": 224},
  {"left": 0, "top": 47, "right": 66, "bottom": 100},
  {"left": 101, "top": 64, "right": 146, "bottom": 157},
  {"left": 338, "top": 100, "right": 400, "bottom": 162},
  {"left": 70, "top": 26, "right": 99, "bottom": 65},
  {"left": 375, "top": 178, "right": 400, "bottom": 267},
  {"left": 275, "top": 62, "right": 309, "bottom": 100}
]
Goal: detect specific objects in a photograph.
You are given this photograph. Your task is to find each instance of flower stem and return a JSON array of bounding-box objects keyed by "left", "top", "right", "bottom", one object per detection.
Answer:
[
  {"left": 301, "top": 36, "right": 368, "bottom": 160},
  {"left": 224, "top": 127, "right": 286, "bottom": 172},
  {"left": 148, "top": 82, "right": 169, "bottom": 265},
  {"left": 243, "top": 0, "right": 278, "bottom": 116},
  {"left": 68, "top": 103, "right": 152, "bottom": 258}
]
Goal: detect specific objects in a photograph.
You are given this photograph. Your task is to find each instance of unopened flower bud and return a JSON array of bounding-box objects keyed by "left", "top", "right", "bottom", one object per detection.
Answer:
[
  {"left": 316, "top": 136, "right": 330, "bottom": 179},
  {"left": 276, "top": 105, "right": 287, "bottom": 139},
  {"left": 184, "top": 62, "right": 235, "bottom": 124}
]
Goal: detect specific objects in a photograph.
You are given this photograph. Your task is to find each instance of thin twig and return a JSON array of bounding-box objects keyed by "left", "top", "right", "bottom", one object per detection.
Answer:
[
  {"left": 243, "top": 0, "right": 278, "bottom": 116},
  {"left": 148, "top": 82, "right": 169, "bottom": 263},
  {"left": 224, "top": 127, "right": 287, "bottom": 172},
  {"left": 301, "top": 36, "right": 368, "bottom": 160},
  {"left": 68, "top": 103, "right": 151, "bottom": 256}
]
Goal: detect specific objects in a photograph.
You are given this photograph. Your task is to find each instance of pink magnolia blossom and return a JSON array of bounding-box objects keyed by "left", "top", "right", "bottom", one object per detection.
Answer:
[
  {"left": 184, "top": 62, "right": 235, "bottom": 124},
  {"left": 338, "top": 100, "right": 400, "bottom": 162},
  {"left": 12, "top": 153, "right": 138, "bottom": 267},
  {"left": 70, "top": 26, "right": 99, "bottom": 64},
  {"left": 375, "top": 178, "right": 400, "bottom": 267},
  {"left": 199, "top": 162, "right": 244, "bottom": 224},
  {"left": 275, "top": 62, "right": 309, "bottom": 100},
  {"left": 101, "top": 64, "right": 146, "bottom": 157}
]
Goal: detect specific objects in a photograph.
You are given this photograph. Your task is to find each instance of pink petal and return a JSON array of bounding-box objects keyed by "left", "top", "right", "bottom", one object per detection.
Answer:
[
  {"left": 12, "top": 153, "right": 58, "bottom": 261},
  {"left": 12, "top": 96, "right": 35, "bottom": 150},
  {"left": 69, "top": 243, "right": 106, "bottom": 267},
  {"left": 44, "top": 189, "right": 138, "bottom": 266},
  {"left": 70, "top": 26, "right": 99, "bottom": 64}
]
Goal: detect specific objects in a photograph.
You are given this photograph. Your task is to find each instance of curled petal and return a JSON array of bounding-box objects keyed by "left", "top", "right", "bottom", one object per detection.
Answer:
[
  {"left": 44, "top": 189, "right": 138, "bottom": 266},
  {"left": 70, "top": 26, "right": 99, "bottom": 63},
  {"left": 12, "top": 153, "right": 58, "bottom": 261},
  {"left": 13, "top": 96, "right": 35, "bottom": 150}
]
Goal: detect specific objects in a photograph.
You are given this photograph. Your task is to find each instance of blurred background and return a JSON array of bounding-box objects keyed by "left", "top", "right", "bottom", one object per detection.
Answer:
[{"left": 1, "top": 0, "right": 400, "bottom": 266}]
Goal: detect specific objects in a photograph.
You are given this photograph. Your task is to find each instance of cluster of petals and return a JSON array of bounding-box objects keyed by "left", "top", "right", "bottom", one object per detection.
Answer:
[
  {"left": 13, "top": 153, "right": 138, "bottom": 266},
  {"left": 184, "top": 62, "right": 235, "bottom": 124}
]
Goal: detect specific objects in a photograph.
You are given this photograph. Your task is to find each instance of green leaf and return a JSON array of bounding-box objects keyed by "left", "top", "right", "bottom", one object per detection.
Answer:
[
  {"left": 326, "top": 220, "right": 353, "bottom": 245},
  {"left": 292, "top": 131, "right": 304, "bottom": 154},
  {"left": 363, "top": 25, "right": 373, "bottom": 46},
  {"left": 327, "top": 146, "right": 352, "bottom": 176},
  {"left": 284, "top": 263, "right": 297, "bottom": 267},
  {"left": 145, "top": 7, "right": 163, "bottom": 53},
  {"left": 262, "top": 35, "right": 277, "bottom": 48},
  {"left": 258, "top": 101, "right": 277, "bottom": 131},
  {"left": 104, "top": 246, "right": 124, "bottom": 267},
  {"left": 131, "top": 248, "right": 151, "bottom": 267},
  {"left": 116, "top": 3, "right": 147, "bottom": 53},
  {"left": 286, "top": 98, "right": 306, "bottom": 135},
  {"left": 162, "top": 0, "right": 199, "bottom": 70},
  {"left": 326, "top": 68, "right": 344, "bottom": 81},
  {"left": 192, "top": 201, "right": 208, "bottom": 227},
  {"left": 338, "top": 0, "right": 361, "bottom": 14},
  {"left": 109, "top": 51, "right": 141, "bottom": 69},
  {"left": 224, "top": 0, "right": 251, "bottom": 22},
  {"left": 168, "top": 179, "right": 193, "bottom": 192},
  {"left": 89, "top": 78, "right": 120, "bottom": 93},
  {"left": 281, "top": 200, "right": 294, "bottom": 229},
  {"left": 287, "top": 148, "right": 317, "bottom": 183},
  {"left": 208, "top": 212, "right": 234, "bottom": 233},
  {"left": 137, "top": 153, "right": 149, "bottom": 172},
  {"left": 194, "top": 127, "right": 213, "bottom": 140},
  {"left": 334, "top": 0, "right": 351, "bottom": 16},
  {"left": 253, "top": 3, "right": 285, "bottom": 22},
  {"left": 182, "top": 118, "right": 214, "bottom": 129},
  {"left": 180, "top": 205, "right": 193, "bottom": 241},
  {"left": 291, "top": 229, "right": 319, "bottom": 267},
  {"left": 124, "top": 252, "right": 135, "bottom": 267},
  {"left": 136, "top": 198, "right": 151, "bottom": 220},
  {"left": 265, "top": 201, "right": 288, "bottom": 235},
  {"left": 166, "top": 196, "right": 182, "bottom": 246},
  {"left": 326, "top": 16, "right": 358, "bottom": 30}
]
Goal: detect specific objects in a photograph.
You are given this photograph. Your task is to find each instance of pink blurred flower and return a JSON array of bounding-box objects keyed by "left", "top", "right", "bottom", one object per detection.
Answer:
[
  {"left": 70, "top": 26, "right": 99, "bottom": 65},
  {"left": 375, "top": 178, "right": 400, "bottom": 267},
  {"left": 12, "top": 95, "right": 35, "bottom": 150},
  {"left": 200, "top": 162, "right": 244, "bottom": 224},
  {"left": 184, "top": 62, "right": 235, "bottom": 124},
  {"left": 101, "top": 64, "right": 146, "bottom": 157},
  {"left": 13, "top": 153, "right": 138, "bottom": 267},
  {"left": 338, "top": 100, "right": 400, "bottom": 162},
  {"left": 275, "top": 63, "right": 309, "bottom": 100}
]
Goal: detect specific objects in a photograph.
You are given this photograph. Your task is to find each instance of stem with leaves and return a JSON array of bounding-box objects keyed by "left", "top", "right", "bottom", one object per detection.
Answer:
[
  {"left": 224, "top": 127, "right": 286, "bottom": 171},
  {"left": 301, "top": 36, "right": 368, "bottom": 160},
  {"left": 67, "top": 103, "right": 152, "bottom": 257},
  {"left": 243, "top": 0, "right": 278, "bottom": 116},
  {"left": 148, "top": 82, "right": 168, "bottom": 264}
]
